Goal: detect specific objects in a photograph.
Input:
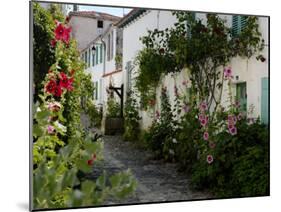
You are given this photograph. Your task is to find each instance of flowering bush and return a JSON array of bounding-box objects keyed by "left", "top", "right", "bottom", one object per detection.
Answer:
[{"left": 32, "top": 3, "right": 136, "bottom": 209}]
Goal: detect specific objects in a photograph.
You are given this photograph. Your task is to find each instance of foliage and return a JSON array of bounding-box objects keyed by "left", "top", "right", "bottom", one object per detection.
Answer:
[
  {"left": 33, "top": 3, "right": 58, "bottom": 101},
  {"left": 85, "top": 100, "right": 102, "bottom": 128},
  {"left": 32, "top": 3, "right": 136, "bottom": 209},
  {"left": 123, "top": 91, "right": 141, "bottom": 141},
  {"left": 143, "top": 87, "right": 178, "bottom": 160},
  {"left": 136, "top": 12, "right": 264, "bottom": 112},
  {"left": 106, "top": 97, "right": 121, "bottom": 118}
]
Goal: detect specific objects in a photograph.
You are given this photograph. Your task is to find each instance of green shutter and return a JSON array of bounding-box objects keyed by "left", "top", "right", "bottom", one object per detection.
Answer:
[
  {"left": 232, "top": 15, "right": 248, "bottom": 36},
  {"left": 96, "top": 46, "right": 99, "bottom": 64},
  {"left": 88, "top": 49, "right": 91, "bottom": 67},
  {"left": 100, "top": 45, "right": 103, "bottom": 63},
  {"left": 261, "top": 78, "right": 268, "bottom": 124},
  {"left": 232, "top": 15, "right": 239, "bottom": 36},
  {"left": 85, "top": 51, "right": 88, "bottom": 67}
]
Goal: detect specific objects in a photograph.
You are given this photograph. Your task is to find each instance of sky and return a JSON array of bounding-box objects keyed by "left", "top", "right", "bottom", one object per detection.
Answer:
[{"left": 66, "top": 4, "right": 132, "bottom": 17}]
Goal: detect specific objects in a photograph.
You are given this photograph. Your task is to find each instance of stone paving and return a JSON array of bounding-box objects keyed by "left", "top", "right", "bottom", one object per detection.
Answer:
[{"left": 86, "top": 132, "right": 211, "bottom": 205}]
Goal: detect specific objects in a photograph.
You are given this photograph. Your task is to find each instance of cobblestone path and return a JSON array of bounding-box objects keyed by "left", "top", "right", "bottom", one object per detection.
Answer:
[{"left": 86, "top": 133, "right": 211, "bottom": 205}]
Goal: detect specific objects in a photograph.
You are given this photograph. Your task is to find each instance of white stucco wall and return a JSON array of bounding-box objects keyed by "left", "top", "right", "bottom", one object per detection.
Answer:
[
  {"left": 122, "top": 11, "right": 269, "bottom": 130},
  {"left": 69, "top": 16, "right": 112, "bottom": 51}
]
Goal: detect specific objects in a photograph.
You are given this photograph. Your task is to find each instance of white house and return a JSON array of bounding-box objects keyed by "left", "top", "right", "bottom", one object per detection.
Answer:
[
  {"left": 119, "top": 9, "right": 269, "bottom": 129},
  {"left": 79, "top": 17, "right": 124, "bottom": 116},
  {"left": 68, "top": 11, "right": 120, "bottom": 51}
]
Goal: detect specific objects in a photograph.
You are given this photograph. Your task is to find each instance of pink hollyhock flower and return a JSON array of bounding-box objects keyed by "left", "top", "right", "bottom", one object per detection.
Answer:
[
  {"left": 228, "top": 114, "right": 237, "bottom": 125},
  {"left": 203, "top": 131, "right": 209, "bottom": 141},
  {"left": 207, "top": 154, "right": 214, "bottom": 164},
  {"left": 47, "top": 125, "right": 55, "bottom": 134},
  {"left": 228, "top": 126, "right": 237, "bottom": 135},
  {"left": 199, "top": 101, "right": 208, "bottom": 111},
  {"left": 209, "top": 142, "right": 216, "bottom": 149},
  {"left": 224, "top": 67, "right": 233, "bottom": 79},
  {"left": 200, "top": 118, "right": 208, "bottom": 127},
  {"left": 155, "top": 110, "right": 160, "bottom": 119},
  {"left": 50, "top": 39, "right": 57, "bottom": 47}
]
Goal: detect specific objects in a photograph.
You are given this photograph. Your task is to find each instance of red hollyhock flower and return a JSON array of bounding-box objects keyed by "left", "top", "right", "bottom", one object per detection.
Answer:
[
  {"left": 59, "top": 72, "right": 74, "bottom": 91},
  {"left": 54, "top": 23, "right": 72, "bottom": 44},
  {"left": 45, "top": 80, "right": 57, "bottom": 94},
  {"left": 50, "top": 39, "right": 57, "bottom": 47},
  {"left": 55, "top": 23, "right": 65, "bottom": 41},
  {"left": 54, "top": 84, "right": 62, "bottom": 97},
  {"left": 87, "top": 159, "right": 94, "bottom": 166}
]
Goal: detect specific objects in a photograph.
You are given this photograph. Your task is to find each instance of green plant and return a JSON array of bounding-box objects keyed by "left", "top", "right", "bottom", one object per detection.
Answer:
[
  {"left": 136, "top": 12, "right": 264, "bottom": 114},
  {"left": 115, "top": 53, "right": 122, "bottom": 69},
  {"left": 106, "top": 97, "right": 121, "bottom": 118},
  {"left": 32, "top": 3, "right": 136, "bottom": 209},
  {"left": 123, "top": 91, "right": 141, "bottom": 141}
]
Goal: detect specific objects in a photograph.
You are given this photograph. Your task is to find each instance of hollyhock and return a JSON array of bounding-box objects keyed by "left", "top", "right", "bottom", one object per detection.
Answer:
[
  {"left": 148, "top": 99, "right": 156, "bottom": 106},
  {"left": 87, "top": 159, "right": 94, "bottom": 166},
  {"left": 200, "top": 118, "right": 208, "bottom": 127},
  {"left": 59, "top": 72, "right": 74, "bottom": 91},
  {"left": 199, "top": 101, "right": 208, "bottom": 111},
  {"left": 228, "top": 114, "right": 237, "bottom": 125},
  {"left": 155, "top": 110, "right": 160, "bottom": 119},
  {"left": 203, "top": 131, "right": 209, "bottom": 141},
  {"left": 47, "top": 125, "right": 55, "bottom": 134},
  {"left": 206, "top": 154, "right": 214, "bottom": 164},
  {"left": 45, "top": 79, "right": 57, "bottom": 94},
  {"left": 54, "top": 23, "right": 72, "bottom": 44},
  {"left": 50, "top": 39, "right": 57, "bottom": 47},
  {"left": 48, "top": 102, "right": 61, "bottom": 112},
  {"left": 224, "top": 67, "right": 233, "bottom": 79},
  {"left": 228, "top": 126, "right": 237, "bottom": 135},
  {"left": 54, "top": 84, "right": 62, "bottom": 97}
]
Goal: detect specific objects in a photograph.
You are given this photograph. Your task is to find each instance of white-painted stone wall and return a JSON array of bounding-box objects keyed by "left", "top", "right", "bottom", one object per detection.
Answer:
[
  {"left": 122, "top": 10, "right": 269, "bottom": 130},
  {"left": 69, "top": 16, "right": 112, "bottom": 51}
]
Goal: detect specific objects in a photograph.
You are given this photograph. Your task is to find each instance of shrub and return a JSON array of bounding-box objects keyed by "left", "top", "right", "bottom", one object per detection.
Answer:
[
  {"left": 123, "top": 91, "right": 141, "bottom": 141},
  {"left": 106, "top": 97, "right": 121, "bottom": 118}
]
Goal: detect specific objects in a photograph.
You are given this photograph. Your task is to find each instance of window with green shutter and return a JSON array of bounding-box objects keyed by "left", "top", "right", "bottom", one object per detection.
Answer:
[
  {"left": 100, "top": 45, "right": 103, "bottom": 63},
  {"left": 232, "top": 15, "right": 248, "bottom": 36},
  {"left": 236, "top": 82, "right": 247, "bottom": 113},
  {"left": 95, "top": 81, "right": 98, "bottom": 100}
]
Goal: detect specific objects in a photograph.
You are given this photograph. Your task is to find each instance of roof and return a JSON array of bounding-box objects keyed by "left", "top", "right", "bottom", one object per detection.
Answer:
[
  {"left": 116, "top": 9, "right": 147, "bottom": 28},
  {"left": 69, "top": 11, "right": 121, "bottom": 22}
]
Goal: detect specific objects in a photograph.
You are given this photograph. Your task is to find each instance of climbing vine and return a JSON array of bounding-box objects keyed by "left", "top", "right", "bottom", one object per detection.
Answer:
[{"left": 136, "top": 12, "right": 265, "bottom": 112}]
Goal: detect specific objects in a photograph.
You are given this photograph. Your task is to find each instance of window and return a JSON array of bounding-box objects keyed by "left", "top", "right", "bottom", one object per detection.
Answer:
[
  {"left": 97, "top": 20, "right": 103, "bottom": 28},
  {"left": 232, "top": 15, "right": 248, "bottom": 36},
  {"left": 236, "top": 82, "right": 247, "bottom": 112}
]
